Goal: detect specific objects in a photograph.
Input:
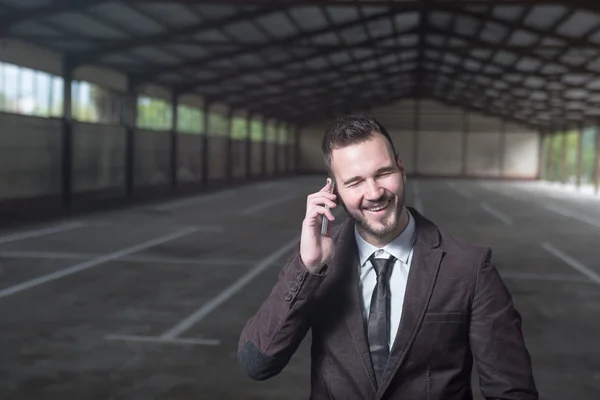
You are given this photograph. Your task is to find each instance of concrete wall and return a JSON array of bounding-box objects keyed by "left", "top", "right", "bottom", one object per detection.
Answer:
[
  {"left": 251, "top": 141, "right": 262, "bottom": 176},
  {"left": 231, "top": 140, "right": 247, "bottom": 179},
  {"left": 265, "top": 143, "right": 276, "bottom": 176},
  {"left": 134, "top": 129, "right": 170, "bottom": 186},
  {"left": 73, "top": 123, "right": 126, "bottom": 192},
  {"left": 299, "top": 98, "right": 540, "bottom": 179},
  {"left": 0, "top": 113, "right": 62, "bottom": 200},
  {"left": 208, "top": 137, "right": 227, "bottom": 181},
  {"left": 0, "top": 40, "right": 294, "bottom": 206},
  {"left": 177, "top": 133, "right": 203, "bottom": 183}
]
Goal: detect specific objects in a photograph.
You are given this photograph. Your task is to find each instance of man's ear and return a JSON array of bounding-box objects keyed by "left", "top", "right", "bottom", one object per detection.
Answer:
[
  {"left": 395, "top": 154, "right": 407, "bottom": 183},
  {"left": 330, "top": 177, "right": 340, "bottom": 205}
]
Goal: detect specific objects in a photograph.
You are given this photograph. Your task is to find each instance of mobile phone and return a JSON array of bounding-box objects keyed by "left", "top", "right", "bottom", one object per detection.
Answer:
[{"left": 321, "top": 179, "right": 335, "bottom": 236}]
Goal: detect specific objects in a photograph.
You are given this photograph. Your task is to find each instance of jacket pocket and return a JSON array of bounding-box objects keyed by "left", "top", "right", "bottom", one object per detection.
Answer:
[{"left": 423, "top": 311, "right": 466, "bottom": 323}]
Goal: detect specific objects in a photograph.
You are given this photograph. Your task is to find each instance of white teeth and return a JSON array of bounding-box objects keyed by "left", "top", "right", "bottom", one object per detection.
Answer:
[{"left": 367, "top": 203, "right": 388, "bottom": 212}]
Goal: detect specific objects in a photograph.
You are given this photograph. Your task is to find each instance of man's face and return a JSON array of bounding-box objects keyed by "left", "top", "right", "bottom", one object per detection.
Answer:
[{"left": 330, "top": 133, "right": 407, "bottom": 245}]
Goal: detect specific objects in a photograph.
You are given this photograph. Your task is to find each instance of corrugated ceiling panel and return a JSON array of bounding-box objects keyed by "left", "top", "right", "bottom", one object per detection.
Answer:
[
  {"left": 135, "top": 3, "right": 201, "bottom": 28},
  {"left": 0, "top": 0, "right": 50, "bottom": 8},
  {"left": 288, "top": 7, "right": 328, "bottom": 31},
  {"left": 44, "top": 12, "right": 129, "bottom": 38},
  {"left": 10, "top": 21, "right": 64, "bottom": 37},
  {"left": 90, "top": 3, "right": 164, "bottom": 35},
  {"left": 257, "top": 12, "right": 296, "bottom": 38}
]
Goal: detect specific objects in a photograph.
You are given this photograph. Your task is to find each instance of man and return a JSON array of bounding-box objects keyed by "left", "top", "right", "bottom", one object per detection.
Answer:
[{"left": 237, "top": 115, "right": 538, "bottom": 399}]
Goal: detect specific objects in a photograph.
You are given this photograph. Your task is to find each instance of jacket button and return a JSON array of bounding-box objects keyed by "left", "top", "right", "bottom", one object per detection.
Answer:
[
  {"left": 290, "top": 282, "right": 299, "bottom": 292},
  {"left": 284, "top": 292, "right": 292, "bottom": 301},
  {"left": 296, "top": 271, "right": 304, "bottom": 281}
]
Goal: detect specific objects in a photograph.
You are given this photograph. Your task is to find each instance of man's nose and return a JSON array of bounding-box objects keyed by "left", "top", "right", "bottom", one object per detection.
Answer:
[{"left": 364, "top": 180, "right": 384, "bottom": 200}]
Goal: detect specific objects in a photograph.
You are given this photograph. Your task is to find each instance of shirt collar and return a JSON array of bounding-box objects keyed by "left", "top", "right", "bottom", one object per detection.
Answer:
[{"left": 354, "top": 207, "right": 416, "bottom": 268}]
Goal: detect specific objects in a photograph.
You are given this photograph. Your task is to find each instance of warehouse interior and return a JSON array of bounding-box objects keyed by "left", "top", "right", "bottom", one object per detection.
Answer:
[{"left": 0, "top": 1, "right": 599, "bottom": 399}]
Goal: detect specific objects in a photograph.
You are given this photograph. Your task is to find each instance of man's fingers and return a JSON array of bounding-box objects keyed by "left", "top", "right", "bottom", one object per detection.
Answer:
[
  {"left": 307, "top": 205, "right": 335, "bottom": 222},
  {"left": 306, "top": 193, "right": 336, "bottom": 208},
  {"left": 308, "top": 197, "right": 337, "bottom": 210}
]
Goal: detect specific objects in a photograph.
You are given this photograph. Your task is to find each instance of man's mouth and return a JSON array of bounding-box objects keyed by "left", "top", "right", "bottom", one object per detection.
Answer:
[{"left": 364, "top": 199, "right": 391, "bottom": 213}]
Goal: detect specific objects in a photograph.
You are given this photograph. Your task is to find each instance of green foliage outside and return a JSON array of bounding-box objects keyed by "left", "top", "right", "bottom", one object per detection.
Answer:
[
  {"left": 178, "top": 104, "right": 203, "bottom": 134},
  {"left": 232, "top": 116, "right": 247, "bottom": 140},
  {"left": 265, "top": 121, "right": 277, "bottom": 143},
  {"left": 208, "top": 111, "right": 228, "bottom": 136},
  {"left": 581, "top": 128, "right": 598, "bottom": 185},
  {"left": 543, "top": 128, "right": 597, "bottom": 184},
  {"left": 137, "top": 96, "right": 172, "bottom": 131},
  {"left": 250, "top": 119, "right": 264, "bottom": 141}
]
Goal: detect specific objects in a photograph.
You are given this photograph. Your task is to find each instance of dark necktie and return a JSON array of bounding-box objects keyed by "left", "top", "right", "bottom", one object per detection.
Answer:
[{"left": 368, "top": 255, "right": 395, "bottom": 388}]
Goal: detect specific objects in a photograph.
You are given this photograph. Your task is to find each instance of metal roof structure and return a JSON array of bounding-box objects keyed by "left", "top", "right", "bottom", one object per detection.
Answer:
[{"left": 3, "top": 0, "right": 600, "bottom": 129}]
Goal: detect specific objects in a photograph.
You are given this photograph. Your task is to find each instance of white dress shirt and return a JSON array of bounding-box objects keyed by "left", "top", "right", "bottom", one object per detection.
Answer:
[{"left": 354, "top": 207, "right": 417, "bottom": 348}]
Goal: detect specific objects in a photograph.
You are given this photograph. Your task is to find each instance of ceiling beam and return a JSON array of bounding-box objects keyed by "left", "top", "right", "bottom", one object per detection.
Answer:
[
  {"left": 71, "top": 4, "right": 286, "bottom": 66},
  {"left": 134, "top": 8, "right": 399, "bottom": 85},
  {"left": 126, "top": 0, "right": 585, "bottom": 7},
  {"left": 0, "top": 0, "right": 107, "bottom": 36},
  {"left": 171, "top": 24, "right": 416, "bottom": 94}
]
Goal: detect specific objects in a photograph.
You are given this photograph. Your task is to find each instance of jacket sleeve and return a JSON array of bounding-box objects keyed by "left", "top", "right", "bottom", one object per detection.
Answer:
[
  {"left": 237, "top": 243, "right": 327, "bottom": 380},
  {"left": 469, "top": 248, "right": 539, "bottom": 399}
]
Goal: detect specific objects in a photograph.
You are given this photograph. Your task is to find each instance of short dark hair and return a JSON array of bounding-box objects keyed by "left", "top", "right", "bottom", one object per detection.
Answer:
[{"left": 321, "top": 114, "right": 398, "bottom": 175}]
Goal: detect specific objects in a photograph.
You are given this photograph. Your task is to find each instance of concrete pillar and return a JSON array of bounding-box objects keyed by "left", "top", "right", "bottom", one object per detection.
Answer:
[
  {"left": 561, "top": 128, "right": 567, "bottom": 184},
  {"left": 499, "top": 120, "right": 506, "bottom": 178},
  {"left": 595, "top": 127, "right": 600, "bottom": 195},
  {"left": 413, "top": 99, "right": 420, "bottom": 176},
  {"left": 547, "top": 129, "right": 555, "bottom": 181},
  {"left": 461, "top": 111, "right": 469, "bottom": 176},
  {"left": 537, "top": 130, "right": 545, "bottom": 181},
  {"left": 62, "top": 60, "right": 73, "bottom": 208},
  {"left": 170, "top": 93, "right": 178, "bottom": 189},
  {"left": 294, "top": 125, "right": 301, "bottom": 173},
  {"left": 202, "top": 102, "right": 209, "bottom": 185},
  {"left": 274, "top": 121, "right": 281, "bottom": 175},
  {"left": 125, "top": 79, "right": 136, "bottom": 198},
  {"left": 246, "top": 114, "right": 252, "bottom": 179},
  {"left": 261, "top": 117, "right": 267, "bottom": 178},
  {"left": 576, "top": 123, "right": 583, "bottom": 189},
  {"left": 226, "top": 109, "right": 233, "bottom": 182}
]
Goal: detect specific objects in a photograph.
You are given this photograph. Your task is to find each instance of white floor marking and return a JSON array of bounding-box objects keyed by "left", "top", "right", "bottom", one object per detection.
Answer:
[
  {"left": 446, "top": 182, "right": 473, "bottom": 199},
  {"left": 104, "top": 236, "right": 300, "bottom": 346},
  {"left": 0, "top": 227, "right": 199, "bottom": 299},
  {"left": 0, "top": 250, "right": 92, "bottom": 260},
  {"left": 154, "top": 190, "right": 236, "bottom": 212},
  {"left": 478, "top": 182, "right": 600, "bottom": 229},
  {"left": 480, "top": 202, "right": 513, "bottom": 225},
  {"left": 161, "top": 236, "right": 299, "bottom": 339},
  {"left": 541, "top": 242, "right": 600, "bottom": 286},
  {"left": 105, "top": 334, "right": 220, "bottom": 346},
  {"left": 543, "top": 204, "right": 600, "bottom": 230},
  {"left": 0, "top": 222, "right": 86, "bottom": 245},
  {"left": 0, "top": 250, "right": 253, "bottom": 266},
  {"left": 240, "top": 194, "right": 297, "bottom": 215}
]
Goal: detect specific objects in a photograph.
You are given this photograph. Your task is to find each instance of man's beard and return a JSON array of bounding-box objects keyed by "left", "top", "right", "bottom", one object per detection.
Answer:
[{"left": 340, "top": 190, "right": 405, "bottom": 239}]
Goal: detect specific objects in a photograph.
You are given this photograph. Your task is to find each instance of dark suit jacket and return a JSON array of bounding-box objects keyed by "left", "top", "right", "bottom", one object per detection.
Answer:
[{"left": 237, "top": 207, "right": 538, "bottom": 399}]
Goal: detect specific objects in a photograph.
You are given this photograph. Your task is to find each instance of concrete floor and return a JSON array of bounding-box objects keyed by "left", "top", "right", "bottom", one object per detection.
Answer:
[{"left": 0, "top": 176, "right": 599, "bottom": 399}]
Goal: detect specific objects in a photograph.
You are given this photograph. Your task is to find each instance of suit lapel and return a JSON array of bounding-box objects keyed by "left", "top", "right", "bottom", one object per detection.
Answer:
[
  {"left": 377, "top": 209, "right": 444, "bottom": 398},
  {"left": 334, "top": 220, "right": 378, "bottom": 394}
]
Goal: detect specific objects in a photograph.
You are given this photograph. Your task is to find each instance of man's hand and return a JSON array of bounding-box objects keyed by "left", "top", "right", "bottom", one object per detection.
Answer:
[{"left": 300, "top": 179, "right": 337, "bottom": 274}]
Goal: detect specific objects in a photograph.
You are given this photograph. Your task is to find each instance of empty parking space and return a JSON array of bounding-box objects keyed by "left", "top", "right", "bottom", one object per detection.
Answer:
[{"left": 1, "top": 177, "right": 598, "bottom": 399}]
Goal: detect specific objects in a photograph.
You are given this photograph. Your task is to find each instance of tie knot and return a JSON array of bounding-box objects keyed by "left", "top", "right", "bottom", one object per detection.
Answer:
[{"left": 370, "top": 255, "right": 395, "bottom": 278}]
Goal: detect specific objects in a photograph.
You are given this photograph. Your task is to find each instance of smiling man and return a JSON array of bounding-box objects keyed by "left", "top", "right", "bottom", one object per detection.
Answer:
[{"left": 237, "top": 114, "right": 538, "bottom": 400}]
